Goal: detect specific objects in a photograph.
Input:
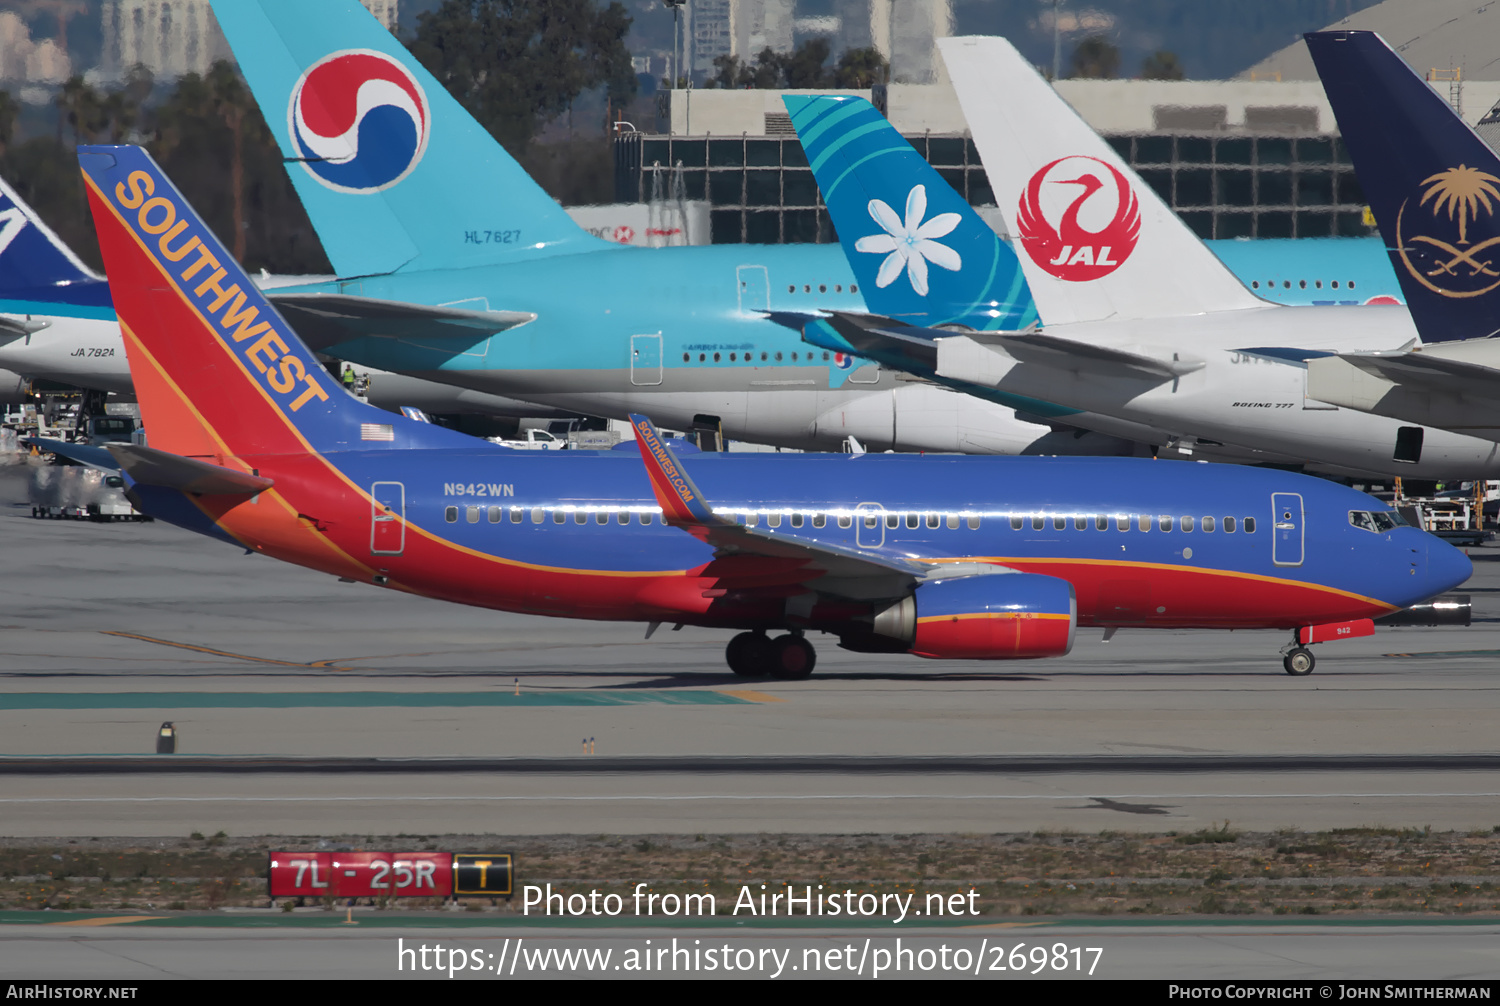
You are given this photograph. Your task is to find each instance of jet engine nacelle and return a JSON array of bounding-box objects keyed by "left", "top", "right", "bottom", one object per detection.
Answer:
[{"left": 872, "top": 573, "right": 1077, "bottom": 659}]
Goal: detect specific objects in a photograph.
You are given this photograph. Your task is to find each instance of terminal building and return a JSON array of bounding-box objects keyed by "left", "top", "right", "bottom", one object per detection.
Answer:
[
  {"left": 616, "top": 72, "right": 1500, "bottom": 246},
  {"left": 617, "top": 0, "right": 1500, "bottom": 246}
]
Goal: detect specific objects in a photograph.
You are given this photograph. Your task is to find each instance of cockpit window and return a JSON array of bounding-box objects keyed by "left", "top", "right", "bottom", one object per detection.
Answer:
[{"left": 1350, "top": 509, "right": 1405, "bottom": 533}]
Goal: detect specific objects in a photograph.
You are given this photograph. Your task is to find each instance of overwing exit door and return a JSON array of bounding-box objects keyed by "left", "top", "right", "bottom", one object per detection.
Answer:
[
  {"left": 371, "top": 481, "right": 406, "bottom": 556},
  {"left": 855, "top": 502, "right": 885, "bottom": 549}
]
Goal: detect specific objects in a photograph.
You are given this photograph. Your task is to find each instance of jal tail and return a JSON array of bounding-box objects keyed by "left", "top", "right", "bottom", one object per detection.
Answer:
[
  {"left": 0, "top": 174, "right": 113, "bottom": 317},
  {"left": 208, "top": 0, "right": 607, "bottom": 277},
  {"left": 937, "top": 36, "right": 1265, "bottom": 325},
  {"left": 1307, "top": 30, "right": 1500, "bottom": 342},
  {"left": 784, "top": 94, "right": 1037, "bottom": 329},
  {"left": 78, "top": 144, "right": 479, "bottom": 459}
]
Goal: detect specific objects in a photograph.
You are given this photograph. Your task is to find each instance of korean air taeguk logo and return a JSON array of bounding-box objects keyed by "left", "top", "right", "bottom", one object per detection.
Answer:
[{"left": 288, "top": 50, "right": 430, "bottom": 194}]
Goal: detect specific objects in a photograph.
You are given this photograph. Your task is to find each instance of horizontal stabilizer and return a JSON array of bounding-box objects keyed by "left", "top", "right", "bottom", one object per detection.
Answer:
[
  {"left": 1316, "top": 349, "right": 1500, "bottom": 400},
  {"left": 105, "top": 444, "right": 275, "bottom": 496},
  {"left": 267, "top": 293, "right": 535, "bottom": 353},
  {"left": 970, "top": 332, "right": 1203, "bottom": 381},
  {"left": 795, "top": 311, "right": 942, "bottom": 373},
  {"left": 1304, "top": 338, "right": 1500, "bottom": 434},
  {"left": 23, "top": 437, "right": 120, "bottom": 471},
  {"left": 0, "top": 316, "right": 51, "bottom": 338},
  {"left": 1233, "top": 347, "right": 1338, "bottom": 367}
]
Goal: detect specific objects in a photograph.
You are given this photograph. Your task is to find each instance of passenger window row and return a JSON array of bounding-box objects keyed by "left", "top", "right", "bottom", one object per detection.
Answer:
[
  {"left": 441, "top": 507, "right": 1261, "bottom": 535},
  {"left": 444, "top": 506, "right": 664, "bottom": 525},
  {"left": 1250, "top": 279, "right": 1356, "bottom": 291},
  {"left": 440, "top": 505, "right": 991, "bottom": 532},
  {"left": 733, "top": 510, "right": 983, "bottom": 530},
  {"left": 1007, "top": 513, "right": 1256, "bottom": 533},
  {"left": 786, "top": 283, "right": 858, "bottom": 294},
  {"left": 682, "top": 350, "right": 832, "bottom": 363}
]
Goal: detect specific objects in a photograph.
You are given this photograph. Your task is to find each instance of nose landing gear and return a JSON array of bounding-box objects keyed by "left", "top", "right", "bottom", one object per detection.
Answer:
[
  {"left": 1282, "top": 645, "right": 1315, "bottom": 676},
  {"left": 725, "top": 631, "right": 816, "bottom": 679},
  {"left": 1279, "top": 619, "right": 1375, "bottom": 676}
]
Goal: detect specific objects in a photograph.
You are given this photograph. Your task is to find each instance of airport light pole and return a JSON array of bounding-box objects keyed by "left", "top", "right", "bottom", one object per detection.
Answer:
[
  {"left": 1052, "top": 0, "right": 1064, "bottom": 81},
  {"left": 664, "top": 0, "right": 686, "bottom": 88}
]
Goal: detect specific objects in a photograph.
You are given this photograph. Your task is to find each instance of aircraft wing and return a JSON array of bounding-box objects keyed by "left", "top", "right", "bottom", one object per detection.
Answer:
[
  {"left": 628, "top": 413, "right": 939, "bottom": 601},
  {"left": 266, "top": 293, "right": 536, "bottom": 354}
]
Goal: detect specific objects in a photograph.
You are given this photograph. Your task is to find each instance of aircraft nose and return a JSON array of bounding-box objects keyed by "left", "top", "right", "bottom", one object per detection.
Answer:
[{"left": 1425, "top": 537, "right": 1473, "bottom": 598}]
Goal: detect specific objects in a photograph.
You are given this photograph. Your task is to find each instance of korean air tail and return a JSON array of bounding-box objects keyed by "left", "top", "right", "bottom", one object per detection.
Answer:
[
  {"left": 1307, "top": 30, "right": 1500, "bottom": 342},
  {"left": 208, "top": 0, "right": 606, "bottom": 277},
  {"left": 782, "top": 94, "right": 1037, "bottom": 329},
  {"left": 937, "top": 36, "right": 1265, "bottom": 325},
  {"left": 0, "top": 174, "right": 112, "bottom": 316},
  {"left": 78, "top": 144, "right": 479, "bottom": 460}
]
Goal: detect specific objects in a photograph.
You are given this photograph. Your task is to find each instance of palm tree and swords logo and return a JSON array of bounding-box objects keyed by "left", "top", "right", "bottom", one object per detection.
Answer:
[{"left": 1394, "top": 165, "right": 1500, "bottom": 299}]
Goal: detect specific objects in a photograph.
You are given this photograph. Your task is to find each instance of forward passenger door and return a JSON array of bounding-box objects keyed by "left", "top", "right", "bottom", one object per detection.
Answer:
[{"left": 1271, "top": 492, "right": 1304, "bottom": 567}]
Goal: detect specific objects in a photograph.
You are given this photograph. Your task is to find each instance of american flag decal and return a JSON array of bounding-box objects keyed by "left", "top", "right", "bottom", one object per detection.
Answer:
[{"left": 360, "top": 424, "right": 395, "bottom": 441}]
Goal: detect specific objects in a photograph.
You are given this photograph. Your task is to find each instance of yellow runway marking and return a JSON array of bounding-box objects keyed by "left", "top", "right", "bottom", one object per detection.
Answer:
[
  {"left": 49, "top": 916, "right": 164, "bottom": 927},
  {"left": 718, "top": 689, "right": 786, "bottom": 703},
  {"left": 101, "top": 632, "right": 354, "bottom": 672}
]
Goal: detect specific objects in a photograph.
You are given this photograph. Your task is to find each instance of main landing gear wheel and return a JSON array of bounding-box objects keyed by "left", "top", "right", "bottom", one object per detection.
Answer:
[
  {"left": 1283, "top": 646, "right": 1315, "bottom": 676},
  {"left": 768, "top": 634, "right": 816, "bottom": 680},
  {"left": 725, "top": 632, "right": 773, "bottom": 677}
]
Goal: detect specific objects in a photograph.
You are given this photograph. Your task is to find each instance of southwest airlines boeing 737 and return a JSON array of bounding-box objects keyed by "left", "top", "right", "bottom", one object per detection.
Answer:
[{"left": 75, "top": 143, "right": 1468, "bottom": 677}]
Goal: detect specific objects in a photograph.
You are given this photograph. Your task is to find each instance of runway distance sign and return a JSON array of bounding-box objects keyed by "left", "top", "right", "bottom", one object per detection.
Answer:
[
  {"left": 454, "top": 853, "right": 513, "bottom": 896},
  {"left": 268, "top": 851, "right": 462, "bottom": 898}
]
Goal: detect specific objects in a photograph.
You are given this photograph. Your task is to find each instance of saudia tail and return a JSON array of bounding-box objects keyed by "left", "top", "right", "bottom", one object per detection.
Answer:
[
  {"left": 78, "top": 144, "right": 478, "bottom": 460},
  {"left": 1307, "top": 30, "right": 1500, "bottom": 342},
  {"left": 208, "top": 0, "right": 606, "bottom": 277},
  {"left": 937, "top": 36, "right": 1265, "bottom": 325},
  {"left": 783, "top": 94, "right": 1037, "bottom": 329},
  {"left": 0, "top": 173, "right": 112, "bottom": 317}
]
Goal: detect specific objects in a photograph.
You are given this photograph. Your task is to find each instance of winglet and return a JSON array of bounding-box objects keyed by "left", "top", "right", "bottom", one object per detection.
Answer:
[{"left": 629, "top": 413, "right": 717, "bottom": 525}]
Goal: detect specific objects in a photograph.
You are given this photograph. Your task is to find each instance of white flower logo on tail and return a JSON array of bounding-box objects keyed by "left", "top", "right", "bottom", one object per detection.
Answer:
[{"left": 853, "top": 185, "right": 962, "bottom": 296}]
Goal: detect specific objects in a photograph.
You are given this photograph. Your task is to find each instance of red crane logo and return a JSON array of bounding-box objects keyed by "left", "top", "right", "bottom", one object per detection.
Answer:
[{"left": 1016, "top": 155, "right": 1141, "bottom": 281}]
